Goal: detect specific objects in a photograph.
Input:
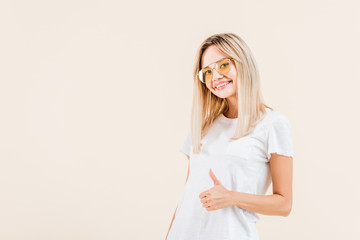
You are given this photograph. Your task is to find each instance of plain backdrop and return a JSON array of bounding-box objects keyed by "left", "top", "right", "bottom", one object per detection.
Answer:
[{"left": 0, "top": 0, "right": 359, "bottom": 239}]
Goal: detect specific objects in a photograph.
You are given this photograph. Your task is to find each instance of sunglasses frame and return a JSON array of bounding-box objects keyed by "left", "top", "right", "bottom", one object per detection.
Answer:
[{"left": 197, "top": 58, "right": 234, "bottom": 83}]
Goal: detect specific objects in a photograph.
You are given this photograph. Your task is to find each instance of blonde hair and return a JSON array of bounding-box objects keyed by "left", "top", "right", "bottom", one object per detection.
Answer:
[{"left": 191, "top": 33, "right": 273, "bottom": 154}]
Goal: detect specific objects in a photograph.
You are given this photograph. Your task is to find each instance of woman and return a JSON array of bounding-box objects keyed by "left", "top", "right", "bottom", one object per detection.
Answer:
[{"left": 166, "top": 33, "right": 294, "bottom": 240}]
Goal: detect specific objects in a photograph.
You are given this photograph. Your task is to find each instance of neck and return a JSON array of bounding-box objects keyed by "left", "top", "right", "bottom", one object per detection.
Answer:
[
  {"left": 224, "top": 110, "right": 238, "bottom": 118},
  {"left": 225, "top": 96, "right": 238, "bottom": 118}
]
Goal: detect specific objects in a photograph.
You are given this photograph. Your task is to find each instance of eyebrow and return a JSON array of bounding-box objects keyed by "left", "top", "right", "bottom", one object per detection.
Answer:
[{"left": 202, "top": 57, "right": 229, "bottom": 69}]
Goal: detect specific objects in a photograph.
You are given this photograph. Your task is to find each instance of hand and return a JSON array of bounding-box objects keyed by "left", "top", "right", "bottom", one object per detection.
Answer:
[{"left": 198, "top": 168, "right": 233, "bottom": 211}]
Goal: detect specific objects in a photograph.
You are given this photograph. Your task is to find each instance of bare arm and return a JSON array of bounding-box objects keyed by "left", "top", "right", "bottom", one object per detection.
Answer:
[
  {"left": 165, "top": 155, "right": 190, "bottom": 240},
  {"left": 229, "top": 153, "right": 293, "bottom": 216}
]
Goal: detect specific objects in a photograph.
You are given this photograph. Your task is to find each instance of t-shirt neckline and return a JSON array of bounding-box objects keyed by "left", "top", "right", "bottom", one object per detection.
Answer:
[
  {"left": 218, "top": 107, "right": 272, "bottom": 123},
  {"left": 219, "top": 112, "right": 238, "bottom": 122}
]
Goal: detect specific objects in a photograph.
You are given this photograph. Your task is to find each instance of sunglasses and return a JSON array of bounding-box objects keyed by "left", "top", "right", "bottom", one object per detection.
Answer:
[{"left": 197, "top": 58, "right": 234, "bottom": 83}]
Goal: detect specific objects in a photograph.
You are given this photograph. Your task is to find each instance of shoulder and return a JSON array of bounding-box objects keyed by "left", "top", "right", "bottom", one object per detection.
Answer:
[
  {"left": 265, "top": 109, "right": 294, "bottom": 160},
  {"left": 264, "top": 109, "right": 291, "bottom": 127},
  {"left": 265, "top": 110, "right": 293, "bottom": 142},
  {"left": 255, "top": 109, "right": 292, "bottom": 138}
]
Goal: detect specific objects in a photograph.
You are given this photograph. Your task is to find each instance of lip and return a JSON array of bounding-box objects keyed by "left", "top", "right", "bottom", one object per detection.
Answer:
[{"left": 214, "top": 80, "right": 232, "bottom": 89}]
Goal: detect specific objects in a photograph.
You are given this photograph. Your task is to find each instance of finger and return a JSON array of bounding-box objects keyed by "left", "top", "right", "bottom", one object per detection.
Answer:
[
  {"left": 202, "top": 197, "right": 212, "bottom": 205},
  {"left": 203, "top": 201, "right": 212, "bottom": 208},
  {"left": 206, "top": 205, "right": 217, "bottom": 211},
  {"left": 200, "top": 196, "right": 210, "bottom": 204},
  {"left": 209, "top": 168, "right": 220, "bottom": 185},
  {"left": 199, "top": 191, "right": 205, "bottom": 199},
  {"left": 199, "top": 190, "right": 211, "bottom": 199}
]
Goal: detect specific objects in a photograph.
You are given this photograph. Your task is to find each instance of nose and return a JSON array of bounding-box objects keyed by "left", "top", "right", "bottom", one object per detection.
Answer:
[
  {"left": 211, "top": 69, "right": 224, "bottom": 88},
  {"left": 212, "top": 68, "right": 223, "bottom": 81}
]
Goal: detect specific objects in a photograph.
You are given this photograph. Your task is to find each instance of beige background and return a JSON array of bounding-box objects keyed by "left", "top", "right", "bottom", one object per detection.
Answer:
[{"left": 0, "top": 0, "right": 359, "bottom": 239}]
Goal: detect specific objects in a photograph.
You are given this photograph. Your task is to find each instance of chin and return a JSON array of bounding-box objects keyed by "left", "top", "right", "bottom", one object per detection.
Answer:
[
  {"left": 214, "top": 89, "right": 236, "bottom": 99},
  {"left": 214, "top": 93, "right": 232, "bottom": 99}
]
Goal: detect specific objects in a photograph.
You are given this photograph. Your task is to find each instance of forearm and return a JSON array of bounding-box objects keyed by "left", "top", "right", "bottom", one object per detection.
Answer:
[
  {"left": 165, "top": 205, "right": 177, "bottom": 240},
  {"left": 229, "top": 191, "right": 291, "bottom": 217}
]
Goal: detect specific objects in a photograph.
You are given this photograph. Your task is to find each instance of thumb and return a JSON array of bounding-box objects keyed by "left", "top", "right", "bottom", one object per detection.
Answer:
[{"left": 209, "top": 168, "right": 221, "bottom": 185}]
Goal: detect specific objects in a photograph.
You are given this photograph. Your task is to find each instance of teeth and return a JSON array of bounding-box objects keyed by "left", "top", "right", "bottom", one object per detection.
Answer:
[{"left": 216, "top": 81, "right": 230, "bottom": 89}]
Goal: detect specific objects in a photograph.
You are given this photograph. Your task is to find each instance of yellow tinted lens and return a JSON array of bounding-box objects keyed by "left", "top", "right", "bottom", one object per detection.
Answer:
[
  {"left": 199, "top": 67, "right": 212, "bottom": 83},
  {"left": 216, "top": 59, "right": 230, "bottom": 75}
]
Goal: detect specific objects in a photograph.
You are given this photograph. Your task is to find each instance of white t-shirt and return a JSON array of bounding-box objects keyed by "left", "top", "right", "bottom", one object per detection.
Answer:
[{"left": 167, "top": 107, "right": 294, "bottom": 240}]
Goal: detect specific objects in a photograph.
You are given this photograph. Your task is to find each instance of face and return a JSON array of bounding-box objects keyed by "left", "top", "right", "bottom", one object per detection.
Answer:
[{"left": 200, "top": 45, "right": 237, "bottom": 100}]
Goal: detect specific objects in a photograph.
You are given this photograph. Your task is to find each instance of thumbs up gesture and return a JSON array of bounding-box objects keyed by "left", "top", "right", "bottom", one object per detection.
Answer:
[{"left": 198, "top": 168, "right": 233, "bottom": 211}]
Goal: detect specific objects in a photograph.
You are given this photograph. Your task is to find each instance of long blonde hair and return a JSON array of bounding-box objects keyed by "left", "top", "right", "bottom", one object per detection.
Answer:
[{"left": 191, "top": 33, "right": 272, "bottom": 154}]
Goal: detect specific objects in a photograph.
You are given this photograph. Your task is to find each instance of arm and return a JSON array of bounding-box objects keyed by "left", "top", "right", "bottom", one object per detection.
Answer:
[
  {"left": 229, "top": 153, "right": 293, "bottom": 217},
  {"left": 165, "top": 205, "right": 178, "bottom": 240},
  {"left": 165, "top": 155, "right": 190, "bottom": 240}
]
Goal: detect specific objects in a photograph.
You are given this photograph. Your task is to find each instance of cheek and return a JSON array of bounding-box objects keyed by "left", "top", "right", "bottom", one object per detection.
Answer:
[
  {"left": 230, "top": 67, "right": 237, "bottom": 83},
  {"left": 232, "top": 78, "right": 237, "bottom": 88},
  {"left": 230, "top": 73, "right": 237, "bottom": 88}
]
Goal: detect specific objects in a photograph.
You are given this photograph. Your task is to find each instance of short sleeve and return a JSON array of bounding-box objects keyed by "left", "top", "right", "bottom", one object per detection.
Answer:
[
  {"left": 179, "top": 130, "right": 191, "bottom": 158},
  {"left": 266, "top": 114, "right": 294, "bottom": 160}
]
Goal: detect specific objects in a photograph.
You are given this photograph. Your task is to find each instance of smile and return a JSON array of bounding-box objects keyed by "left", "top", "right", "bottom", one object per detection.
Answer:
[{"left": 215, "top": 81, "right": 232, "bottom": 90}]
